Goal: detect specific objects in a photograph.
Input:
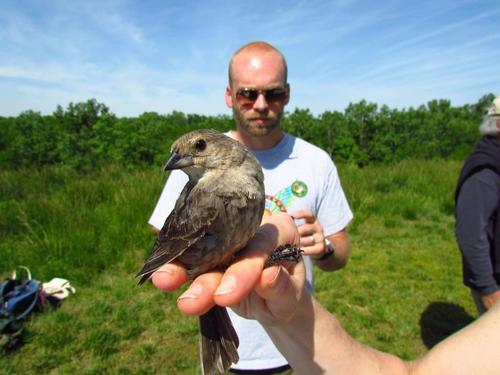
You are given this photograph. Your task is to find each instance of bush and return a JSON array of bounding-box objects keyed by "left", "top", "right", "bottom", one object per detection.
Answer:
[{"left": 0, "top": 94, "right": 495, "bottom": 170}]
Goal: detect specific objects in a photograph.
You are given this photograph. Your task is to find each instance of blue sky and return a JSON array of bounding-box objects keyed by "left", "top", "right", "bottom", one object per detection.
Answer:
[{"left": 1, "top": 0, "right": 499, "bottom": 116}]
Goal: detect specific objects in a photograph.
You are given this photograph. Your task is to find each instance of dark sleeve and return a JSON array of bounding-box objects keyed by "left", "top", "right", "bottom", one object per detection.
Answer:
[{"left": 455, "top": 169, "right": 500, "bottom": 295}]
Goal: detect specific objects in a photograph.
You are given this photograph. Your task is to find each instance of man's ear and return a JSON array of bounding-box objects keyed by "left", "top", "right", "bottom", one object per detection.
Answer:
[
  {"left": 225, "top": 86, "right": 233, "bottom": 108},
  {"left": 284, "top": 83, "right": 291, "bottom": 106}
]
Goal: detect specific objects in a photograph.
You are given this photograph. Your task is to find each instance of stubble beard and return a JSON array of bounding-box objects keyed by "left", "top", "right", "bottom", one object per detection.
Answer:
[{"left": 232, "top": 106, "right": 283, "bottom": 137}]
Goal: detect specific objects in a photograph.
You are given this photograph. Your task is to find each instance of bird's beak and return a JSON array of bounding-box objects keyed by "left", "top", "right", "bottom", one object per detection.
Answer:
[{"left": 164, "top": 150, "right": 194, "bottom": 171}]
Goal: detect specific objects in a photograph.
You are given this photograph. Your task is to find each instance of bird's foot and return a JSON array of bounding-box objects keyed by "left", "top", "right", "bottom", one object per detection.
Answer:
[{"left": 264, "top": 244, "right": 302, "bottom": 268}]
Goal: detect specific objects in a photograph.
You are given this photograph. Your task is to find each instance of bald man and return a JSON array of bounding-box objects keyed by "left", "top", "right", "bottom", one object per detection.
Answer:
[{"left": 149, "top": 41, "right": 353, "bottom": 374}]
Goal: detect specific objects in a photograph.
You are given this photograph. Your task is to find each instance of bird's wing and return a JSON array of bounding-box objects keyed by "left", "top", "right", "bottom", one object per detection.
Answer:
[{"left": 137, "top": 181, "right": 220, "bottom": 283}]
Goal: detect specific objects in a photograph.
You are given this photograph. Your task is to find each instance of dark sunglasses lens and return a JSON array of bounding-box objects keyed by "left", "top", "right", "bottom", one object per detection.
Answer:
[
  {"left": 236, "top": 88, "right": 286, "bottom": 104},
  {"left": 265, "top": 88, "right": 286, "bottom": 102},
  {"left": 237, "top": 89, "right": 259, "bottom": 102}
]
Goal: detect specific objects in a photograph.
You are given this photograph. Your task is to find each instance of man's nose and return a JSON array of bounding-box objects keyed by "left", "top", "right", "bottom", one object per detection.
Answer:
[{"left": 253, "top": 93, "right": 269, "bottom": 111}]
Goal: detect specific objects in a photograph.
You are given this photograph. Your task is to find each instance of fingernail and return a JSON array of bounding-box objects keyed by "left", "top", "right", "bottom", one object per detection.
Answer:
[
  {"left": 214, "top": 275, "right": 236, "bottom": 296},
  {"left": 154, "top": 267, "right": 174, "bottom": 276},
  {"left": 178, "top": 283, "right": 202, "bottom": 301}
]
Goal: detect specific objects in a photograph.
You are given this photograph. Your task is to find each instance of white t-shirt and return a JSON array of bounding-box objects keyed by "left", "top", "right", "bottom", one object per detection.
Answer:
[{"left": 148, "top": 132, "right": 353, "bottom": 370}]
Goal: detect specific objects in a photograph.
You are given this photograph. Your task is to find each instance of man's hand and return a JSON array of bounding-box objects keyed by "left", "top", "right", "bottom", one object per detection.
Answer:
[
  {"left": 151, "top": 213, "right": 305, "bottom": 325},
  {"left": 292, "top": 209, "right": 326, "bottom": 257},
  {"left": 481, "top": 290, "right": 500, "bottom": 310},
  {"left": 292, "top": 209, "right": 351, "bottom": 271}
]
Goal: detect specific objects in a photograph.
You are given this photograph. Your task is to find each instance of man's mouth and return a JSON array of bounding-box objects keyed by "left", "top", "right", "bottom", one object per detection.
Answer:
[{"left": 249, "top": 117, "right": 270, "bottom": 124}]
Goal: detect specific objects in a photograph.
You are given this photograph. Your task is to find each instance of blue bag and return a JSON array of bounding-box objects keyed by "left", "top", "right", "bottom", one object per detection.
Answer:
[
  {"left": 1, "top": 267, "right": 42, "bottom": 335},
  {"left": 4, "top": 279, "right": 41, "bottom": 319}
]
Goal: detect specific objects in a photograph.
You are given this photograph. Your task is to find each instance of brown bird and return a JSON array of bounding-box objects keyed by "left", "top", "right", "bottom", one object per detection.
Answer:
[{"left": 137, "top": 128, "right": 265, "bottom": 374}]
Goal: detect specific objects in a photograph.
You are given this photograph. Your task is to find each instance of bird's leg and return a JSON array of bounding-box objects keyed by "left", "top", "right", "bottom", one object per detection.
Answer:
[{"left": 264, "top": 244, "right": 303, "bottom": 268}]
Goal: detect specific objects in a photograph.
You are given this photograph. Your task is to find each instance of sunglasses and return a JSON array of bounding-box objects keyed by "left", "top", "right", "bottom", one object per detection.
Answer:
[{"left": 235, "top": 87, "right": 287, "bottom": 105}]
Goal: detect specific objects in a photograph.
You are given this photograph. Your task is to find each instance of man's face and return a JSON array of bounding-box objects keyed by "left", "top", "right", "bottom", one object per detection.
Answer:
[{"left": 226, "top": 53, "right": 289, "bottom": 137}]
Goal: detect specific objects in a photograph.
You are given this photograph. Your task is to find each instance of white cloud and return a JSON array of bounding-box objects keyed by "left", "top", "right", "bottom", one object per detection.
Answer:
[{"left": 0, "top": 0, "right": 499, "bottom": 116}]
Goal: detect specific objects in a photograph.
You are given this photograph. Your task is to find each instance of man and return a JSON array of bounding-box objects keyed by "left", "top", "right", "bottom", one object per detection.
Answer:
[
  {"left": 148, "top": 41, "right": 353, "bottom": 373},
  {"left": 151, "top": 213, "right": 500, "bottom": 375},
  {"left": 455, "top": 95, "right": 500, "bottom": 314}
]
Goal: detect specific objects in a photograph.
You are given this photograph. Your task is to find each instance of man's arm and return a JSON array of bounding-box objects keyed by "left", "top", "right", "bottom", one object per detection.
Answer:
[
  {"left": 264, "top": 292, "right": 409, "bottom": 375},
  {"left": 151, "top": 214, "right": 500, "bottom": 375},
  {"left": 314, "top": 230, "right": 350, "bottom": 271},
  {"left": 409, "top": 301, "right": 500, "bottom": 375},
  {"left": 455, "top": 169, "right": 500, "bottom": 306},
  {"left": 261, "top": 285, "right": 500, "bottom": 375},
  {"left": 292, "top": 156, "right": 353, "bottom": 271}
]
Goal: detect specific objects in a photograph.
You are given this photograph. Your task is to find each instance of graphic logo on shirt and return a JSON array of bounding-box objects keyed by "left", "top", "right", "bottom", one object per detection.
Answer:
[{"left": 264, "top": 180, "right": 308, "bottom": 216}]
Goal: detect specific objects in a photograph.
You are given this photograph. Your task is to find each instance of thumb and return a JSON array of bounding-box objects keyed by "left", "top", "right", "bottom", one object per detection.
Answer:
[{"left": 254, "top": 261, "right": 306, "bottom": 326}]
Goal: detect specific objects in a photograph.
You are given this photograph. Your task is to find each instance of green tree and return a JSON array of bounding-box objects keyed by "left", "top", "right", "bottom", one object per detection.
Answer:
[{"left": 53, "top": 99, "right": 116, "bottom": 169}]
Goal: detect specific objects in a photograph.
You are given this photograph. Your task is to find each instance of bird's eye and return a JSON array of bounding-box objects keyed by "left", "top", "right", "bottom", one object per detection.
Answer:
[{"left": 195, "top": 139, "right": 206, "bottom": 151}]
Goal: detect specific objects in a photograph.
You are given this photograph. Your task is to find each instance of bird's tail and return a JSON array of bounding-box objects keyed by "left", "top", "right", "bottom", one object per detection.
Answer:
[{"left": 199, "top": 305, "right": 239, "bottom": 375}]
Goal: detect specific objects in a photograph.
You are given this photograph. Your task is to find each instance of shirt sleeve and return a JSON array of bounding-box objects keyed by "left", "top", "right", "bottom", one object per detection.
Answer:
[
  {"left": 148, "top": 170, "right": 188, "bottom": 230},
  {"left": 455, "top": 169, "right": 500, "bottom": 295},
  {"left": 316, "top": 160, "right": 353, "bottom": 236}
]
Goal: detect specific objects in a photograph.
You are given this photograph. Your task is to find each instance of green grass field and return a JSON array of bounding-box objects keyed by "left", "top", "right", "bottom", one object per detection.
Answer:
[{"left": 0, "top": 160, "right": 476, "bottom": 374}]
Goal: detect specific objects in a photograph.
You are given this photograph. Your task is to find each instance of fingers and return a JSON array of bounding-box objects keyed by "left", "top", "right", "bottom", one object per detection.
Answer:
[
  {"left": 296, "top": 223, "right": 321, "bottom": 237},
  {"left": 261, "top": 213, "right": 301, "bottom": 248},
  {"left": 298, "top": 225, "right": 324, "bottom": 244},
  {"left": 300, "top": 244, "right": 324, "bottom": 256},
  {"left": 292, "top": 209, "right": 328, "bottom": 258},
  {"left": 293, "top": 210, "right": 323, "bottom": 243},
  {"left": 213, "top": 258, "right": 264, "bottom": 308},
  {"left": 152, "top": 264, "right": 227, "bottom": 317},
  {"left": 253, "top": 260, "right": 306, "bottom": 325},
  {"left": 292, "top": 209, "right": 315, "bottom": 223},
  {"left": 151, "top": 262, "right": 223, "bottom": 316},
  {"left": 151, "top": 261, "right": 188, "bottom": 292},
  {"left": 214, "top": 213, "right": 299, "bottom": 307},
  {"left": 177, "top": 270, "right": 223, "bottom": 316},
  {"left": 151, "top": 213, "right": 301, "bottom": 318},
  {"left": 295, "top": 220, "right": 325, "bottom": 256}
]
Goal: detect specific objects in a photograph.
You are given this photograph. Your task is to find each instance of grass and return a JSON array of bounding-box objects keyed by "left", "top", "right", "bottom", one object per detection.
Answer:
[{"left": 0, "top": 160, "right": 476, "bottom": 373}]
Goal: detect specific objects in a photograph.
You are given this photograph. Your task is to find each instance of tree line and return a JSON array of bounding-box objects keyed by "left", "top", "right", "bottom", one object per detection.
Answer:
[{"left": 0, "top": 94, "right": 495, "bottom": 170}]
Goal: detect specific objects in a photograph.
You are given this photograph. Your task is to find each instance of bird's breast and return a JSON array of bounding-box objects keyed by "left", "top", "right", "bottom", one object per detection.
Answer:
[{"left": 178, "top": 194, "right": 264, "bottom": 279}]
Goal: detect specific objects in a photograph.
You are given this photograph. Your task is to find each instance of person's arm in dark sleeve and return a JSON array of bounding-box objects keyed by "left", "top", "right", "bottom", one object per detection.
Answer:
[{"left": 455, "top": 169, "right": 500, "bottom": 296}]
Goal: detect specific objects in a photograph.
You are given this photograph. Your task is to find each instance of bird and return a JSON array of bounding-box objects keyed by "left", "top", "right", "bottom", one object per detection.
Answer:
[{"left": 137, "top": 128, "right": 265, "bottom": 374}]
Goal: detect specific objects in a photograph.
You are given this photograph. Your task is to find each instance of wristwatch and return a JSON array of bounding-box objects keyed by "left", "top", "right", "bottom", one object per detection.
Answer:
[{"left": 315, "top": 238, "right": 335, "bottom": 261}]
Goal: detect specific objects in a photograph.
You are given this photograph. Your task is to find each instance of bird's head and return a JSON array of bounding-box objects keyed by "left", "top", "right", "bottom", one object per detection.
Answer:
[{"left": 164, "top": 129, "right": 247, "bottom": 179}]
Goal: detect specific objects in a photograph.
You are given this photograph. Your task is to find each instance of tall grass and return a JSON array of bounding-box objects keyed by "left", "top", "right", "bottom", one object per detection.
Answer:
[
  {"left": 0, "top": 160, "right": 475, "bottom": 373},
  {"left": 0, "top": 165, "right": 167, "bottom": 284},
  {"left": 321, "top": 159, "right": 472, "bottom": 360}
]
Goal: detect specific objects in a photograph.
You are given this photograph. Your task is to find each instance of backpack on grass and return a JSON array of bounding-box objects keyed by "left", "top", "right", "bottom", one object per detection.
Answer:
[{"left": 0, "top": 266, "right": 44, "bottom": 352}]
